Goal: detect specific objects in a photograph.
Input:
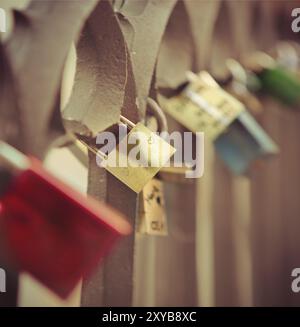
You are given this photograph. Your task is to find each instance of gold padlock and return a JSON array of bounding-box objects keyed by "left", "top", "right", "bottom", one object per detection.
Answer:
[{"left": 77, "top": 115, "right": 176, "bottom": 193}]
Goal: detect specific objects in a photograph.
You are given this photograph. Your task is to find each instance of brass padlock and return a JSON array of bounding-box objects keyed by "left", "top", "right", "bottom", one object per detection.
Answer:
[{"left": 77, "top": 115, "right": 176, "bottom": 193}]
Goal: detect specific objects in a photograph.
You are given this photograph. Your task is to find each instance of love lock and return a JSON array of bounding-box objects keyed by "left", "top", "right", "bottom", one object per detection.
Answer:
[
  {"left": 242, "top": 51, "right": 300, "bottom": 108},
  {"left": 0, "top": 141, "right": 131, "bottom": 298},
  {"left": 72, "top": 98, "right": 176, "bottom": 193}
]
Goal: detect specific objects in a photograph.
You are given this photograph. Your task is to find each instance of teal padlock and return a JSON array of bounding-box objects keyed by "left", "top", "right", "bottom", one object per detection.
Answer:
[{"left": 214, "top": 109, "right": 279, "bottom": 175}]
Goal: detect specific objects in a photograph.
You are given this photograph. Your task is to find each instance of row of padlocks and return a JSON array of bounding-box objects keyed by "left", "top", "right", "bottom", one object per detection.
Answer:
[{"left": 0, "top": 0, "right": 299, "bottom": 307}]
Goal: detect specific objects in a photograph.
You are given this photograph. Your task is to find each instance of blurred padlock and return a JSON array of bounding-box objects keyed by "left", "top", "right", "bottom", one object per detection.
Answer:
[
  {"left": 214, "top": 110, "right": 279, "bottom": 175},
  {"left": 0, "top": 141, "right": 131, "bottom": 298},
  {"left": 214, "top": 61, "right": 279, "bottom": 174},
  {"left": 157, "top": 166, "right": 195, "bottom": 184},
  {"left": 243, "top": 51, "right": 300, "bottom": 107},
  {"left": 160, "top": 71, "right": 278, "bottom": 175},
  {"left": 273, "top": 41, "right": 300, "bottom": 74},
  {"left": 222, "top": 59, "right": 264, "bottom": 117}
]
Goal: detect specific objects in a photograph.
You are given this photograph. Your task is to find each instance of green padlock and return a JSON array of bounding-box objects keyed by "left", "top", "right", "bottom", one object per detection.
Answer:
[{"left": 244, "top": 52, "right": 300, "bottom": 107}]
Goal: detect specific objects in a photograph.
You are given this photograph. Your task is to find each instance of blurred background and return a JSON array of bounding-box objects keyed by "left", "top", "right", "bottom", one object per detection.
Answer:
[{"left": 1, "top": 0, "right": 300, "bottom": 307}]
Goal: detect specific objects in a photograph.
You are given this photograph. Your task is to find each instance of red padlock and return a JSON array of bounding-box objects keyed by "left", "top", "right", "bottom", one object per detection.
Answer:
[{"left": 0, "top": 141, "right": 131, "bottom": 298}]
